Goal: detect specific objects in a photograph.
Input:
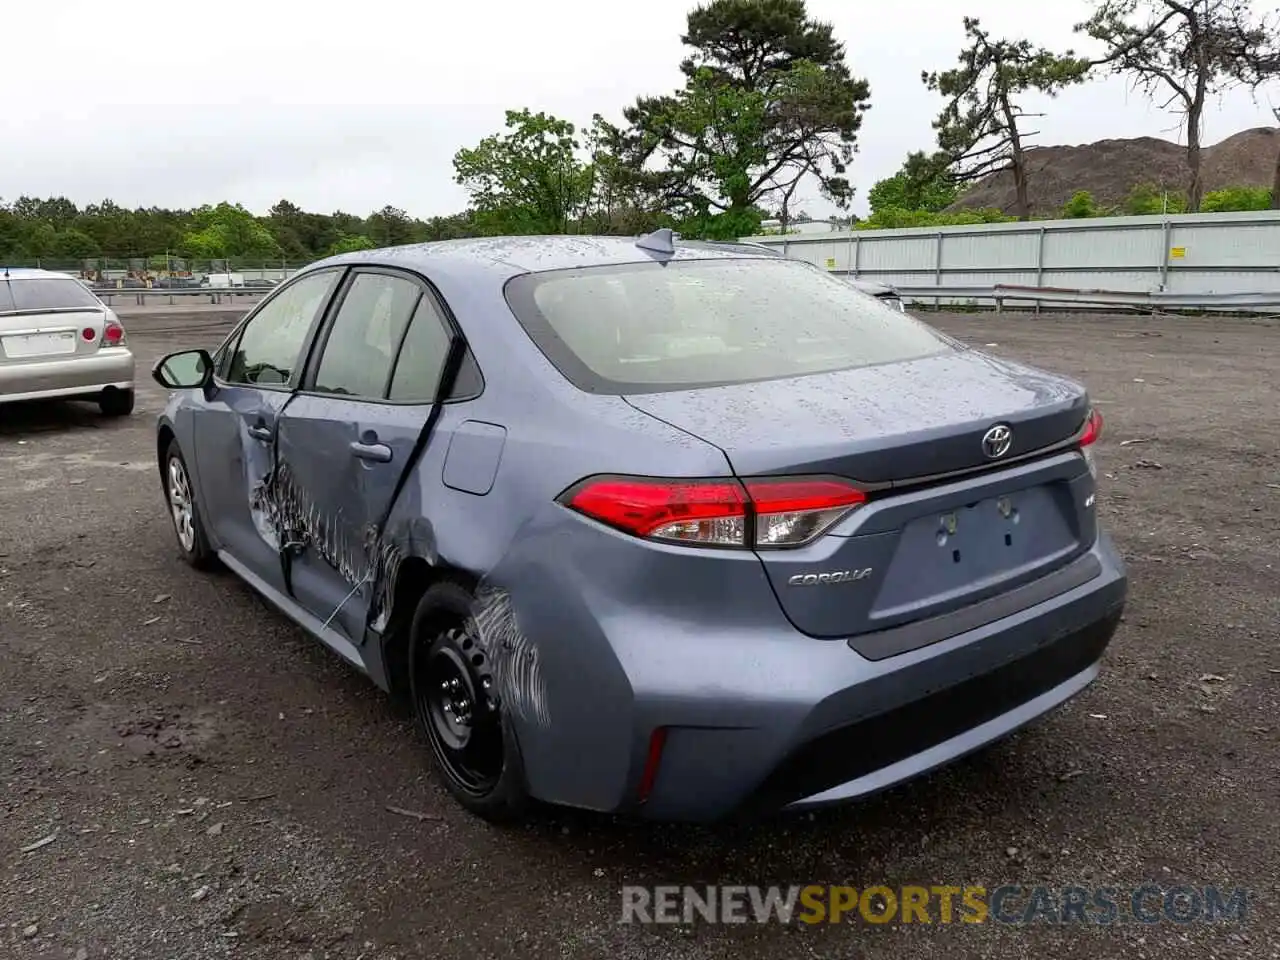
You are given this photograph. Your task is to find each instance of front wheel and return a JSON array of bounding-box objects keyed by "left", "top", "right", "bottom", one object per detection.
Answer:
[
  {"left": 164, "top": 439, "right": 216, "bottom": 570},
  {"left": 408, "top": 582, "right": 529, "bottom": 822}
]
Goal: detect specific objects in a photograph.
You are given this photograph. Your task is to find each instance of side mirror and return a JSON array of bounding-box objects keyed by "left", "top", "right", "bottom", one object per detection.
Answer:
[{"left": 152, "top": 349, "right": 214, "bottom": 390}]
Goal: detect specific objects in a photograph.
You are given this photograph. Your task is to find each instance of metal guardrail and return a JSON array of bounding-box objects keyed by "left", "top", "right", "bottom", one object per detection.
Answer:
[
  {"left": 93, "top": 287, "right": 269, "bottom": 306},
  {"left": 889, "top": 282, "right": 1280, "bottom": 312}
]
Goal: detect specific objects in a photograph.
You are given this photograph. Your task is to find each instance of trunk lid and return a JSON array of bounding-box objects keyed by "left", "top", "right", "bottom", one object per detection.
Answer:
[
  {"left": 0, "top": 309, "right": 107, "bottom": 365},
  {"left": 624, "top": 348, "right": 1088, "bottom": 483},
  {"left": 624, "top": 348, "right": 1098, "bottom": 641}
]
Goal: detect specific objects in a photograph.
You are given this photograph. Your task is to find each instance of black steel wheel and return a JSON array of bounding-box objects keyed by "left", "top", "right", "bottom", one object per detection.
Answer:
[
  {"left": 406, "top": 582, "right": 529, "bottom": 821},
  {"left": 416, "top": 625, "right": 504, "bottom": 796}
]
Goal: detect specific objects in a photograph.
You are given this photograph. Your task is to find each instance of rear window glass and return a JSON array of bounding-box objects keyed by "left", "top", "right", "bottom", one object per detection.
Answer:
[
  {"left": 503, "top": 258, "right": 949, "bottom": 394},
  {"left": 0, "top": 277, "right": 101, "bottom": 312}
]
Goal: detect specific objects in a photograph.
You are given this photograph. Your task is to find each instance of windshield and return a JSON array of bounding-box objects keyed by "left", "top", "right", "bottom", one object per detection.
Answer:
[
  {"left": 503, "top": 257, "right": 950, "bottom": 394},
  {"left": 0, "top": 277, "right": 102, "bottom": 313}
]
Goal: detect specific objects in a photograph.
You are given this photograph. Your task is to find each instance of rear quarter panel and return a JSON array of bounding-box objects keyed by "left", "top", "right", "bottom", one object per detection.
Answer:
[{"left": 371, "top": 280, "right": 747, "bottom": 807}]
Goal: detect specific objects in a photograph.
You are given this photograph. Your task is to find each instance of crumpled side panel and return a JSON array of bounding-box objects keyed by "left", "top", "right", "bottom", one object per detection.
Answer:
[
  {"left": 248, "top": 459, "right": 414, "bottom": 629},
  {"left": 244, "top": 434, "right": 544, "bottom": 728},
  {"left": 242, "top": 427, "right": 281, "bottom": 551}
]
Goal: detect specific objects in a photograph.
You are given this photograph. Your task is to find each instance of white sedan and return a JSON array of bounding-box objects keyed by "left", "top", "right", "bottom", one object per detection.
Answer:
[{"left": 0, "top": 269, "right": 135, "bottom": 416}]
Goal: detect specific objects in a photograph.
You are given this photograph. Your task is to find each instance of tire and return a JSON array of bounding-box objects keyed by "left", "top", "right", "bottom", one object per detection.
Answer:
[
  {"left": 407, "top": 581, "right": 529, "bottom": 822},
  {"left": 100, "top": 388, "right": 135, "bottom": 417},
  {"left": 163, "top": 438, "right": 217, "bottom": 570}
]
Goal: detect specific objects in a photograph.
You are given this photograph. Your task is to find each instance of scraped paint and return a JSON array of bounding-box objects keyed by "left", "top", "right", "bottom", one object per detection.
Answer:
[{"left": 471, "top": 582, "right": 550, "bottom": 727}]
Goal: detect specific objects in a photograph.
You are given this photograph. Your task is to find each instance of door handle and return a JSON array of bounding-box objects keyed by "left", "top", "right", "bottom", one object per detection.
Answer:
[
  {"left": 247, "top": 423, "right": 272, "bottom": 442},
  {"left": 350, "top": 441, "right": 392, "bottom": 463}
]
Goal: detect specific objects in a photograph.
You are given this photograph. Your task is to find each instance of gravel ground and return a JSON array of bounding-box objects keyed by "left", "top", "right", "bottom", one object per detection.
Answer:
[{"left": 1, "top": 307, "right": 1277, "bottom": 959}]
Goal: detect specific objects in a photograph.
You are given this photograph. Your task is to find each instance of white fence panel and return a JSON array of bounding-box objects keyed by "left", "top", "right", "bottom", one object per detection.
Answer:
[{"left": 746, "top": 209, "right": 1280, "bottom": 305}]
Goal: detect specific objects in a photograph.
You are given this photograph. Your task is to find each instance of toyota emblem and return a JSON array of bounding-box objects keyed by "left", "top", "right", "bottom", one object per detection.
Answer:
[{"left": 982, "top": 424, "right": 1013, "bottom": 459}]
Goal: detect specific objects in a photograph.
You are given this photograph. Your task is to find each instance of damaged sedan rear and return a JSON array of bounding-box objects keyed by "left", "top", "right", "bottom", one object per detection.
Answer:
[{"left": 151, "top": 230, "right": 1126, "bottom": 823}]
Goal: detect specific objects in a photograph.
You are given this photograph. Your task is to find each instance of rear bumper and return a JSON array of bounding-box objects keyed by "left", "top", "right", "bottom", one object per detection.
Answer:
[
  {"left": 499, "top": 526, "right": 1127, "bottom": 823},
  {"left": 754, "top": 608, "right": 1115, "bottom": 812},
  {"left": 649, "top": 537, "right": 1124, "bottom": 821},
  {"left": 0, "top": 349, "right": 134, "bottom": 402}
]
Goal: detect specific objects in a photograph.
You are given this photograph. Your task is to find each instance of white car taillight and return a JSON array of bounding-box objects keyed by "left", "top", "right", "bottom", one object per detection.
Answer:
[{"left": 101, "top": 319, "right": 126, "bottom": 347}]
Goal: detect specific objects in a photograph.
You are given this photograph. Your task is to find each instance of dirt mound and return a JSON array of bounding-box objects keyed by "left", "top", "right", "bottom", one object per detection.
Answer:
[{"left": 949, "top": 127, "right": 1280, "bottom": 215}]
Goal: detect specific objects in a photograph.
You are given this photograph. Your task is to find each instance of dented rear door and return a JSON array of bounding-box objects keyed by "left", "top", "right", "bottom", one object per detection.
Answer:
[
  {"left": 274, "top": 396, "right": 430, "bottom": 645},
  {"left": 273, "top": 270, "right": 455, "bottom": 645}
]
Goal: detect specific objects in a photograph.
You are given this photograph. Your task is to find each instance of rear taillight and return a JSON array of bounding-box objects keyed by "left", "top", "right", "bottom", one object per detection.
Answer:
[
  {"left": 1079, "top": 408, "right": 1102, "bottom": 478},
  {"left": 558, "top": 475, "right": 866, "bottom": 549},
  {"left": 746, "top": 478, "right": 867, "bottom": 547},
  {"left": 561, "top": 477, "right": 747, "bottom": 547},
  {"left": 1079, "top": 408, "right": 1103, "bottom": 447},
  {"left": 101, "top": 320, "right": 126, "bottom": 347}
]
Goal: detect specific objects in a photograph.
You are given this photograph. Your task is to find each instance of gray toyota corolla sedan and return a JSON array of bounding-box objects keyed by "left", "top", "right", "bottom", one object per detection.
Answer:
[{"left": 151, "top": 230, "right": 1126, "bottom": 823}]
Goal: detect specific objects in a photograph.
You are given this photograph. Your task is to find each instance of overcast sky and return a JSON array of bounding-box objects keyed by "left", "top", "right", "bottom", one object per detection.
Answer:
[{"left": 2, "top": 0, "right": 1276, "bottom": 220}]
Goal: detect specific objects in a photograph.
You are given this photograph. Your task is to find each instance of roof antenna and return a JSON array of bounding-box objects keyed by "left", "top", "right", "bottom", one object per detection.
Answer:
[{"left": 635, "top": 227, "right": 676, "bottom": 255}]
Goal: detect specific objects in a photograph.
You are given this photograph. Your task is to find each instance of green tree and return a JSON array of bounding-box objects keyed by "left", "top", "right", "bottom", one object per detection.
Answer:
[
  {"left": 421, "top": 212, "right": 483, "bottom": 241},
  {"left": 867, "top": 157, "right": 960, "bottom": 214},
  {"left": 23, "top": 222, "right": 59, "bottom": 259},
  {"left": 1201, "top": 185, "right": 1273, "bottom": 211},
  {"left": 0, "top": 194, "right": 476, "bottom": 266},
  {"left": 1062, "top": 190, "right": 1100, "bottom": 218},
  {"left": 453, "top": 109, "right": 593, "bottom": 235},
  {"left": 327, "top": 234, "right": 377, "bottom": 256},
  {"left": 619, "top": 69, "right": 773, "bottom": 238},
  {"left": 182, "top": 203, "right": 280, "bottom": 260},
  {"left": 578, "top": 115, "right": 671, "bottom": 235},
  {"left": 77, "top": 200, "right": 132, "bottom": 254},
  {"left": 364, "top": 205, "right": 416, "bottom": 247},
  {"left": 618, "top": 0, "right": 871, "bottom": 233},
  {"left": 1122, "top": 181, "right": 1187, "bottom": 214},
  {"left": 924, "top": 18, "right": 1091, "bottom": 221},
  {"left": 857, "top": 206, "right": 1014, "bottom": 230},
  {"left": 1077, "top": 0, "right": 1274, "bottom": 212},
  {"left": 266, "top": 199, "right": 336, "bottom": 259},
  {"left": 53, "top": 228, "right": 102, "bottom": 258},
  {"left": 126, "top": 207, "right": 186, "bottom": 258},
  {"left": 11, "top": 196, "right": 79, "bottom": 227},
  {"left": 0, "top": 205, "right": 21, "bottom": 260}
]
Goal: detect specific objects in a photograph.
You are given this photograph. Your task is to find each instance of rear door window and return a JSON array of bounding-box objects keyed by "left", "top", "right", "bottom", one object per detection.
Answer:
[
  {"left": 388, "top": 297, "right": 454, "bottom": 402},
  {"left": 311, "top": 272, "right": 422, "bottom": 398},
  {"left": 503, "top": 257, "right": 951, "bottom": 394}
]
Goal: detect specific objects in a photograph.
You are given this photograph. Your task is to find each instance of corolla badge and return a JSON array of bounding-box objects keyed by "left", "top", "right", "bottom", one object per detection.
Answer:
[
  {"left": 981, "top": 423, "right": 1013, "bottom": 459},
  {"left": 788, "top": 568, "right": 873, "bottom": 586}
]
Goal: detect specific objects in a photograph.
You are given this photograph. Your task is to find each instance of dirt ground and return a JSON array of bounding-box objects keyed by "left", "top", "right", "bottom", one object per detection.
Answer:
[{"left": 1, "top": 307, "right": 1277, "bottom": 960}]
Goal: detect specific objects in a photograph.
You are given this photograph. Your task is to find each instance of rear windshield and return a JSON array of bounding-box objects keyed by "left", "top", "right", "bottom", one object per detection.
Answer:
[
  {"left": 0, "top": 277, "right": 102, "bottom": 313},
  {"left": 503, "top": 257, "right": 949, "bottom": 394}
]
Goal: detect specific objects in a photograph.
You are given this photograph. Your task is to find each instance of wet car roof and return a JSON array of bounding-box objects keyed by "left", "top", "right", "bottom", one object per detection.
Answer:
[{"left": 316, "top": 235, "right": 777, "bottom": 282}]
